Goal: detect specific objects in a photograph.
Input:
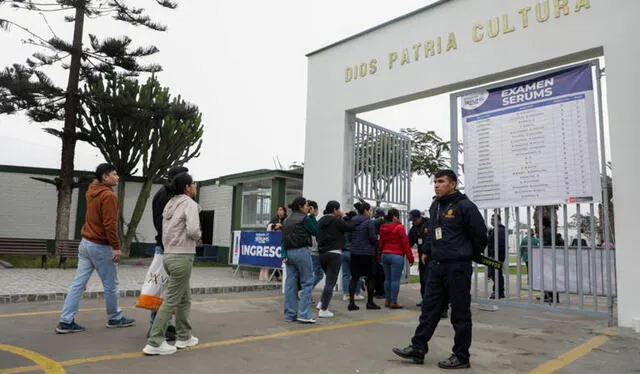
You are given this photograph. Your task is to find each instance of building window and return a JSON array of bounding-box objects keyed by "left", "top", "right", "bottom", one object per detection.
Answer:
[
  {"left": 242, "top": 181, "right": 272, "bottom": 227},
  {"left": 285, "top": 179, "right": 303, "bottom": 208}
]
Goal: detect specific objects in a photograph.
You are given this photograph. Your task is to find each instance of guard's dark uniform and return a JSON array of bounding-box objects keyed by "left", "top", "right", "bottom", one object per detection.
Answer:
[
  {"left": 408, "top": 217, "right": 430, "bottom": 299},
  {"left": 410, "top": 191, "right": 487, "bottom": 364}
]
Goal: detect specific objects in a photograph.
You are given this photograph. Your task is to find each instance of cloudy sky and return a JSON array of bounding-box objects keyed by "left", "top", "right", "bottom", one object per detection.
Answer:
[{"left": 0, "top": 0, "right": 451, "bottom": 209}]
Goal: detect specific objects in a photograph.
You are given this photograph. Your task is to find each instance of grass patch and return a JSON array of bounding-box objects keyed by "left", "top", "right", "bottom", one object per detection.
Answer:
[
  {"left": 0, "top": 255, "right": 78, "bottom": 269},
  {"left": 476, "top": 265, "right": 528, "bottom": 275},
  {"left": 409, "top": 275, "right": 420, "bottom": 284}
]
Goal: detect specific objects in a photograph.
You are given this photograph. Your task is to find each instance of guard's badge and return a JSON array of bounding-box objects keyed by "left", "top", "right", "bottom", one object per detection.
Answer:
[{"left": 444, "top": 209, "right": 455, "bottom": 219}]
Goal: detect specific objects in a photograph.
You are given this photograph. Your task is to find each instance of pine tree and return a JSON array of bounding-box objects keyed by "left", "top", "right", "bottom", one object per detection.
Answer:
[{"left": 0, "top": 0, "right": 178, "bottom": 243}]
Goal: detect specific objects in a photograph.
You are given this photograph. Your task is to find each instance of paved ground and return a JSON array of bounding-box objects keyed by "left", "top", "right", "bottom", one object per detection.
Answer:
[
  {"left": 0, "top": 265, "right": 279, "bottom": 303},
  {"left": 0, "top": 284, "right": 638, "bottom": 374}
]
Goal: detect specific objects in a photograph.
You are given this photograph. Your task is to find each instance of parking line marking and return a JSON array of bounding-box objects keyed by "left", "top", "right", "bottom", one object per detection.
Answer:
[
  {"left": 528, "top": 329, "right": 616, "bottom": 373},
  {"left": 0, "top": 296, "right": 283, "bottom": 318},
  {"left": 1, "top": 312, "right": 415, "bottom": 373},
  {"left": 0, "top": 344, "right": 65, "bottom": 374}
]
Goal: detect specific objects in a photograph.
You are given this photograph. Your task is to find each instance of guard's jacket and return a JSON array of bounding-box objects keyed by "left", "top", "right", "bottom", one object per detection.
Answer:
[
  {"left": 408, "top": 217, "right": 431, "bottom": 258},
  {"left": 428, "top": 191, "right": 488, "bottom": 262}
]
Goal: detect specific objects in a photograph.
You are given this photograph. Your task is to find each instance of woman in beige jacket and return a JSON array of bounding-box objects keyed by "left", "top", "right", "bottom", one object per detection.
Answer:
[{"left": 143, "top": 172, "right": 201, "bottom": 356}]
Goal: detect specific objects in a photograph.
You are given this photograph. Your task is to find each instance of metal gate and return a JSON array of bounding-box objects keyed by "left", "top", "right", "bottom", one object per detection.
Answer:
[
  {"left": 450, "top": 61, "right": 616, "bottom": 324},
  {"left": 350, "top": 117, "right": 412, "bottom": 212}
]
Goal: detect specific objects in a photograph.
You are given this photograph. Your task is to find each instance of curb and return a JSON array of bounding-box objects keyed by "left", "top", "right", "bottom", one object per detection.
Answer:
[{"left": 0, "top": 283, "right": 282, "bottom": 304}]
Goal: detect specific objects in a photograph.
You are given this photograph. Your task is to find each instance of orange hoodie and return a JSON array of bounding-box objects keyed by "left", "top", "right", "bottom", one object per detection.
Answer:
[{"left": 80, "top": 180, "right": 120, "bottom": 251}]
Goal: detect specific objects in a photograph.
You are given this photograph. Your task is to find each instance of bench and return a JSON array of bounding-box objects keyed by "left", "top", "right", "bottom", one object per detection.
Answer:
[
  {"left": 0, "top": 237, "right": 50, "bottom": 269},
  {"left": 56, "top": 239, "right": 80, "bottom": 269}
]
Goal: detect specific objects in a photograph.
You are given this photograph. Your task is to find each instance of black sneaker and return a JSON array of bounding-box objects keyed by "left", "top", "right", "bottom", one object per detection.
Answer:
[
  {"left": 437, "top": 354, "right": 470, "bottom": 369},
  {"left": 56, "top": 321, "right": 86, "bottom": 334},
  {"left": 106, "top": 316, "right": 136, "bottom": 328},
  {"left": 348, "top": 303, "right": 360, "bottom": 311},
  {"left": 165, "top": 325, "right": 177, "bottom": 342},
  {"left": 366, "top": 302, "right": 381, "bottom": 310},
  {"left": 392, "top": 345, "right": 426, "bottom": 364}
]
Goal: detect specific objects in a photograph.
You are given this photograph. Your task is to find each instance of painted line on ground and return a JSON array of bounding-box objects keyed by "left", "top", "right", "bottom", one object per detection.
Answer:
[
  {"left": 0, "top": 312, "right": 415, "bottom": 373},
  {"left": 528, "top": 329, "right": 616, "bottom": 374},
  {"left": 0, "top": 295, "right": 283, "bottom": 318},
  {"left": 0, "top": 344, "right": 65, "bottom": 374}
]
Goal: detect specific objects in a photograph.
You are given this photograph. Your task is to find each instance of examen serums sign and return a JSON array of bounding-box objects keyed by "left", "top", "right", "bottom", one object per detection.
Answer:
[{"left": 238, "top": 231, "right": 283, "bottom": 269}]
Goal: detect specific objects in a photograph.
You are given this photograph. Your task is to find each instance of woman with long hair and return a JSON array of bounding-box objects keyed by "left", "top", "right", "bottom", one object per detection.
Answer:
[
  {"left": 379, "top": 208, "right": 414, "bottom": 309},
  {"left": 316, "top": 201, "right": 355, "bottom": 317},
  {"left": 346, "top": 201, "right": 382, "bottom": 311},
  {"left": 281, "top": 197, "right": 318, "bottom": 323},
  {"left": 267, "top": 206, "right": 288, "bottom": 231},
  {"left": 143, "top": 172, "right": 200, "bottom": 355}
]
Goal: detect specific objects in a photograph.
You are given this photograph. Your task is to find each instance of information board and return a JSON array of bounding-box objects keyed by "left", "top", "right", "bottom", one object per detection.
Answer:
[{"left": 460, "top": 65, "right": 601, "bottom": 209}]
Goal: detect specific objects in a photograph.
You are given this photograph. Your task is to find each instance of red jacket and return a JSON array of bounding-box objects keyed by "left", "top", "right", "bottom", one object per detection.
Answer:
[{"left": 379, "top": 222, "right": 414, "bottom": 264}]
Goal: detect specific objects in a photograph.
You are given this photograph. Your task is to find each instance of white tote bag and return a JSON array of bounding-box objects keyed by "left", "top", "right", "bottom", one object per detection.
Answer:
[{"left": 135, "top": 253, "right": 169, "bottom": 311}]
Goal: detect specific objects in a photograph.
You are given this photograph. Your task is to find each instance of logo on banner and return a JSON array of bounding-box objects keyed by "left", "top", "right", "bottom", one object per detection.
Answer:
[{"left": 461, "top": 91, "right": 489, "bottom": 110}]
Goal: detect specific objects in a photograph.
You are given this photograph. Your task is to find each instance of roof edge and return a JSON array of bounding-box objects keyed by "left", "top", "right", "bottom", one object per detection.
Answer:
[{"left": 306, "top": 0, "right": 450, "bottom": 57}]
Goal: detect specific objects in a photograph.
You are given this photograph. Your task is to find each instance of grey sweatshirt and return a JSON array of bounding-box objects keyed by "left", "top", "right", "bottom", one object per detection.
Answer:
[{"left": 162, "top": 194, "right": 201, "bottom": 254}]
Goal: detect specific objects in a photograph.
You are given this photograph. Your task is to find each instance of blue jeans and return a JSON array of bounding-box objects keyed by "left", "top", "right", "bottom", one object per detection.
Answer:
[
  {"left": 341, "top": 251, "right": 360, "bottom": 296},
  {"left": 311, "top": 254, "right": 324, "bottom": 288},
  {"left": 59, "top": 239, "right": 123, "bottom": 323},
  {"left": 382, "top": 253, "right": 405, "bottom": 303},
  {"left": 284, "top": 247, "right": 314, "bottom": 321}
]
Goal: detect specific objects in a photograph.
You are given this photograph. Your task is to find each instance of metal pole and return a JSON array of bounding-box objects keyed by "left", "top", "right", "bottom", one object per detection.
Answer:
[
  {"left": 504, "top": 208, "right": 511, "bottom": 299},
  {"left": 594, "top": 61, "right": 614, "bottom": 327},
  {"left": 515, "top": 207, "right": 522, "bottom": 302},
  {"left": 551, "top": 208, "right": 557, "bottom": 307},
  {"left": 450, "top": 95, "right": 459, "bottom": 173},
  {"left": 563, "top": 204, "right": 571, "bottom": 309},
  {"left": 590, "top": 203, "right": 598, "bottom": 312},
  {"left": 577, "top": 204, "right": 584, "bottom": 309},
  {"left": 527, "top": 207, "right": 533, "bottom": 303}
]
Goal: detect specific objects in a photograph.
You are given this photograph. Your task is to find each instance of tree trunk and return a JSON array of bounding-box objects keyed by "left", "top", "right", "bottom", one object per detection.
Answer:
[
  {"left": 122, "top": 178, "right": 154, "bottom": 257},
  {"left": 54, "top": 2, "right": 85, "bottom": 242}
]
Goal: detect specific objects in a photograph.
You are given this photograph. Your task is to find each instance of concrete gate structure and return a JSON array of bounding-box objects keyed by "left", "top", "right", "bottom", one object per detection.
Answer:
[{"left": 303, "top": 0, "right": 640, "bottom": 328}]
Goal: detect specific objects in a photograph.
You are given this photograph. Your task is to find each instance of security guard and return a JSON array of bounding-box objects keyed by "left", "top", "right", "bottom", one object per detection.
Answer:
[{"left": 393, "top": 170, "right": 488, "bottom": 370}]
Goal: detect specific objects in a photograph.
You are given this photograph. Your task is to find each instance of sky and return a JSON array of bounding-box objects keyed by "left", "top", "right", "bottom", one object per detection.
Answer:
[{"left": 0, "top": 0, "right": 449, "bottom": 210}]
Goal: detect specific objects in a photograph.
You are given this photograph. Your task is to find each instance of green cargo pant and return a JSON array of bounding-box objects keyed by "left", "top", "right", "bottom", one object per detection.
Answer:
[{"left": 147, "top": 254, "right": 194, "bottom": 347}]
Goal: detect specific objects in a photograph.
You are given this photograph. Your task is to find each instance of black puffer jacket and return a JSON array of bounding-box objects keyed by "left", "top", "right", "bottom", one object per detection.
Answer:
[
  {"left": 428, "top": 191, "right": 488, "bottom": 262},
  {"left": 317, "top": 214, "right": 355, "bottom": 253}
]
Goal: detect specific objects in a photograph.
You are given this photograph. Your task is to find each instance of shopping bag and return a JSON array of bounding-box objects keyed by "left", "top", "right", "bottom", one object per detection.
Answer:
[{"left": 135, "top": 253, "right": 169, "bottom": 311}]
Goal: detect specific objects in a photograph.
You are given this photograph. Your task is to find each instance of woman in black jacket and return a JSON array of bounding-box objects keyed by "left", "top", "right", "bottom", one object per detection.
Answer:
[{"left": 316, "top": 201, "right": 355, "bottom": 318}]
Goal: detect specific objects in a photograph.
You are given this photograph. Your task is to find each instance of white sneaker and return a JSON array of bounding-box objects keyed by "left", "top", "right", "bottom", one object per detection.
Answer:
[
  {"left": 316, "top": 301, "right": 323, "bottom": 310},
  {"left": 342, "top": 295, "right": 349, "bottom": 301},
  {"left": 297, "top": 317, "right": 316, "bottom": 324},
  {"left": 143, "top": 341, "right": 177, "bottom": 356},
  {"left": 175, "top": 336, "right": 199, "bottom": 349},
  {"left": 318, "top": 309, "right": 334, "bottom": 318},
  {"left": 354, "top": 294, "right": 365, "bottom": 301}
]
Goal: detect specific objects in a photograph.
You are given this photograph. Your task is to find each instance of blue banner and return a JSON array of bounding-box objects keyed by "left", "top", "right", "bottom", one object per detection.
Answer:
[
  {"left": 238, "top": 231, "right": 282, "bottom": 269},
  {"left": 461, "top": 65, "right": 593, "bottom": 118}
]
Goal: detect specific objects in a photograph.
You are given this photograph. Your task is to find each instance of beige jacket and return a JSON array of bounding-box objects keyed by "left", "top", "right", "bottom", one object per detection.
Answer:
[{"left": 162, "top": 194, "right": 201, "bottom": 254}]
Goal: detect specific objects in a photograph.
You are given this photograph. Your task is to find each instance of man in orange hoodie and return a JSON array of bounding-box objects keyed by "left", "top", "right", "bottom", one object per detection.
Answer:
[{"left": 56, "top": 163, "right": 136, "bottom": 333}]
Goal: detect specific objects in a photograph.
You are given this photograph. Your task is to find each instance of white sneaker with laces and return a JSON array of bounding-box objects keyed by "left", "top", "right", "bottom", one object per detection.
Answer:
[
  {"left": 316, "top": 301, "right": 322, "bottom": 310},
  {"left": 175, "top": 336, "right": 199, "bottom": 349},
  {"left": 354, "top": 294, "right": 365, "bottom": 301},
  {"left": 297, "top": 317, "right": 316, "bottom": 324},
  {"left": 143, "top": 341, "right": 177, "bottom": 356},
  {"left": 342, "top": 295, "right": 349, "bottom": 301},
  {"left": 318, "top": 309, "right": 334, "bottom": 318}
]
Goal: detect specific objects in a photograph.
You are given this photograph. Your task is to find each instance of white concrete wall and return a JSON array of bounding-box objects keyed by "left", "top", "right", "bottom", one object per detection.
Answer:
[
  {"left": 198, "top": 184, "right": 234, "bottom": 248},
  {"left": 305, "top": 0, "right": 640, "bottom": 326},
  {"left": 0, "top": 171, "right": 78, "bottom": 239}
]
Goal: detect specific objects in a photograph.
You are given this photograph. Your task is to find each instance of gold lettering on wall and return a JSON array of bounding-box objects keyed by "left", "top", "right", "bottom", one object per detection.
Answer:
[
  {"left": 424, "top": 40, "right": 435, "bottom": 57},
  {"left": 472, "top": 24, "right": 484, "bottom": 42},
  {"left": 343, "top": 0, "right": 592, "bottom": 83},
  {"left": 446, "top": 32, "right": 458, "bottom": 51},
  {"left": 388, "top": 52, "right": 398, "bottom": 69},
  {"left": 554, "top": 0, "right": 570, "bottom": 18},
  {"left": 502, "top": 14, "right": 515, "bottom": 33},
  {"left": 574, "top": 0, "right": 590, "bottom": 12},
  {"left": 487, "top": 17, "right": 500, "bottom": 38},
  {"left": 519, "top": 7, "right": 532, "bottom": 28},
  {"left": 536, "top": 0, "right": 550, "bottom": 22},
  {"left": 400, "top": 48, "right": 411, "bottom": 65},
  {"left": 413, "top": 43, "right": 422, "bottom": 61}
]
